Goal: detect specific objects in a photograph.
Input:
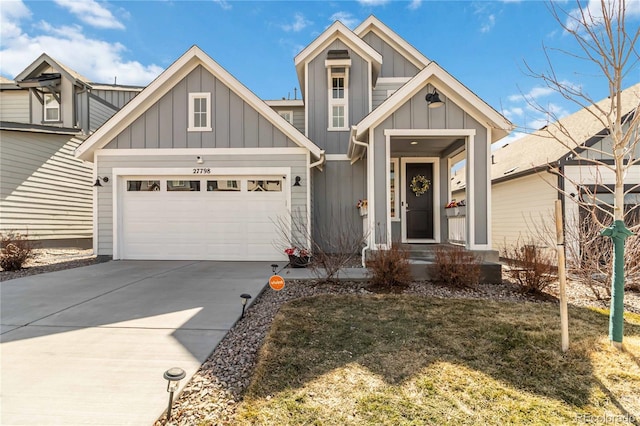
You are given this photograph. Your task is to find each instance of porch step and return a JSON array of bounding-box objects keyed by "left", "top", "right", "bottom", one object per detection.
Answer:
[
  {"left": 408, "top": 259, "right": 503, "bottom": 284},
  {"left": 400, "top": 243, "right": 500, "bottom": 263}
]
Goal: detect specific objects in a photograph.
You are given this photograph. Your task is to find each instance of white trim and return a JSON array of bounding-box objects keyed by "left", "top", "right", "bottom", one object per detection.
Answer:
[
  {"left": 327, "top": 66, "right": 349, "bottom": 131},
  {"left": 400, "top": 157, "right": 441, "bottom": 244},
  {"left": 324, "top": 58, "right": 352, "bottom": 68},
  {"left": 354, "top": 62, "right": 512, "bottom": 143},
  {"left": 485, "top": 127, "right": 492, "bottom": 250},
  {"left": 305, "top": 62, "right": 309, "bottom": 137},
  {"left": 278, "top": 110, "right": 294, "bottom": 124},
  {"left": 384, "top": 129, "right": 476, "bottom": 137},
  {"left": 95, "top": 147, "right": 308, "bottom": 157},
  {"left": 43, "top": 93, "right": 60, "bottom": 122},
  {"left": 367, "top": 130, "right": 376, "bottom": 249},
  {"left": 187, "top": 92, "right": 212, "bottom": 132},
  {"left": 306, "top": 150, "right": 312, "bottom": 252},
  {"left": 385, "top": 135, "right": 392, "bottom": 245},
  {"left": 353, "top": 16, "right": 430, "bottom": 70},
  {"left": 265, "top": 99, "right": 304, "bottom": 107},
  {"left": 368, "top": 61, "right": 373, "bottom": 113},
  {"left": 93, "top": 151, "right": 98, "bottom": 255},
  {"left": 76, "top": 46, "right": 322, "bottom": 161},
  {"left": 466, "top": 135, "right": 475, "bottom": 250},
  {"left": 376, "top": 77, "right": 412, "bottom": 85},
  {"left": 111, "top": 166, "right": 291, "bottom": 260},
  {"left": 325, "top": 154, "right": 350, "bottom": 161}
]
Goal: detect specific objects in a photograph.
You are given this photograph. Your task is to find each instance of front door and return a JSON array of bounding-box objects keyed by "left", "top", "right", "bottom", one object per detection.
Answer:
[{"left": 405, "top": 162, "right": 434, "bottom": 240}]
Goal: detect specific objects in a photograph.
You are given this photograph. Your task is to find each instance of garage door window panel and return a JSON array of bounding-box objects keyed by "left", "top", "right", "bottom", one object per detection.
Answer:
[
  {"left": 248, "top": 180, "right": 282, "bottom": 192},
  {"left": 167, "top": 180, "right": 201, "bottom": 191},
  {"left": 127, "top": 180, "right": 161, "bottom": 191},
  {"left": 207, "top": 180, "right": 240, "bottom": 191}
]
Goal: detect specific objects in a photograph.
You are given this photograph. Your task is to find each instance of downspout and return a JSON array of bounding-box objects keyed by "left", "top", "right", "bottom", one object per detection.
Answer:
[
  {"left": 309, "top": 150, "right": 326, "bottom": 170},
  {"left": 350, "top": 127, "right": 370, "bottom": 267}
]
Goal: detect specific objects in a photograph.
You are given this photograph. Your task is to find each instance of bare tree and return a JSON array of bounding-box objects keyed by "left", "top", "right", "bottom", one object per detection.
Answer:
[{"left": 524, "top": 0, "right": 639, "bottom": 348}]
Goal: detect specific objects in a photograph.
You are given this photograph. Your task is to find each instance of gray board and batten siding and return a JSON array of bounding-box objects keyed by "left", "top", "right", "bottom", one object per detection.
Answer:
[
  {"left": 372, "top": 85, "right": 490, "bottom": 245},
  {"left": 95, "top": 153, "right": 309, "bottom": 256},
  {"left": 360, "top": 31, "right": 421, "bottom": 79},
  {"left": 104, "top": 66, "right": 299, "bottom": 150},
  {"left": 0, "top": 130, "right": 93, "bottom": 242},
  {"left": 306, "top": 39, "right": 370, "bottom": 155}
]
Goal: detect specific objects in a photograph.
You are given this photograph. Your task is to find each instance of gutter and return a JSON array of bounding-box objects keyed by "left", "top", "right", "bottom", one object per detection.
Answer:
[{"left": 309, "top": 150, "right": 326, "bottom": 171}]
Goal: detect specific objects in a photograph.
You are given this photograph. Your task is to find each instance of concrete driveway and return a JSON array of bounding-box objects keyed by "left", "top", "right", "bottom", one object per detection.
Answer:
[{"left": 0, "top": 260, "right": 275, "bottom": 425}]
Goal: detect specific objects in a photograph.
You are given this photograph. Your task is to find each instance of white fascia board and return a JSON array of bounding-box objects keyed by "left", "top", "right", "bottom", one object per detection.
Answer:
[
  {"left": 354, "top": 62, "right": 513, "bottom": 142},
  {"left": 77, "top": 46, "right": 322, "bottom": 162},
  {"left": 95, "top": 147, "right": 308, "bottom": 157},
  {"left": 354, "top": 16, "right": 430, "bottom": 70},
  {"left": 294, "top": 21, "right": 383, "bottom": 96},
  {"left": 265, "top": 100, "right": 304, "bottom": 107}
]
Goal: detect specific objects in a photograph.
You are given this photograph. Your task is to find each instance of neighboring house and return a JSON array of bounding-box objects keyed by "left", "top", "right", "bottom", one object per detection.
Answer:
[
  {"left": 453, "top": 83, "right": 640, "bottom": 256},
  {"left": 75, "top": 16, "right": 512, "bottom": 262},
  {"left": 0, "top": 54, "right": 142, "bottom": 248}
]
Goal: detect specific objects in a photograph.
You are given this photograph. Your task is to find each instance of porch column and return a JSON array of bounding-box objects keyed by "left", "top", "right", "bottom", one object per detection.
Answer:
[{"left": 465, "top": 130, "right": 491, "bottom": 249}]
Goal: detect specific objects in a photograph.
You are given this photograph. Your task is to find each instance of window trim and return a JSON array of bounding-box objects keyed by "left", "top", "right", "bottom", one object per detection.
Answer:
[
  {"left": 327, "top": 67, "right": 349, "bottom": 131},
  {"left": 43, "top": 93, "right": 60, "bottom": 122},
  {"left": 278, "top": 110, "right": 294, "bottom": 124},
  {"left": 188, "top": 92, "right": 212, "bottom": 132}
]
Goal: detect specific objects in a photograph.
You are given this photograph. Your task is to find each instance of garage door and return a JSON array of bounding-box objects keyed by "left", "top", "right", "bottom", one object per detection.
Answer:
[{"left": 120, "top": 176, "right": 289, "bottom": 260}]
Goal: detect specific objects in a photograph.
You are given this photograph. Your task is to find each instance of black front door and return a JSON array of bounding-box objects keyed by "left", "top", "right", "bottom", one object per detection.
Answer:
[{"left": 405, "top": 163, "right": 434, "bottom": 240}]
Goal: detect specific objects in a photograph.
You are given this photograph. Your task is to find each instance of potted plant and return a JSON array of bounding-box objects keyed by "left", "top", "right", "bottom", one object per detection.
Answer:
[
  {"left": 284, "top": 247, "right": 311, "bottom": 268},
  {"left": 356, "top": 199, "right": 368, "bottom": 217}
]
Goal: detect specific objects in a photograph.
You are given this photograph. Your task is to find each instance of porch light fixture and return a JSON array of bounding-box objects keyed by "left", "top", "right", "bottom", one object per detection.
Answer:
[
  {"left": 271, "top": 264, "right": 279, "bottom": 274},
  {"left": 196, "top": 156, "right": 204, "bottom": 164},
  {"left": 163, "top": 367, "right": 186, "bottom": 421},
  {"left": 240, "top": 293, "right": 252, "bottom": 318},
  {"left": 410, "top": 141, "right": 418, "bottom": 145},
  {"left": 93, "top": 176, "right": 109, "bottom": 187},
  {"left": 425, "top": 90, "right": 444, "bottom": 108},
  {"left": 293, "top": 176, "right": 302, "bottom": 186}
]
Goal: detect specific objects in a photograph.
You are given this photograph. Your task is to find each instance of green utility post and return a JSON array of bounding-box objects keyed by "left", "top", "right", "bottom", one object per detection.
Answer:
[{"left": 601, "top": 220, "right": 634, "bottom": 345}]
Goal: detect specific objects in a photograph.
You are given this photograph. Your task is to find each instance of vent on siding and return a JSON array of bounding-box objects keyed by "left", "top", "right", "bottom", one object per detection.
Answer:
[{"left": 327, "top": 50, "right": 349, "bottom": 59}]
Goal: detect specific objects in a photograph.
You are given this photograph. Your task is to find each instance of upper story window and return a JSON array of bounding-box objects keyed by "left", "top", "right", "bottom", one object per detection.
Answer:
[
  {"left": 327, "top": 67, "right": 349, "bottom": 131},
  {"left": 43, "top": 93, "right": 60, "bottom": 122},
  {"left": 188, "top": 92, "right": 212, "bottom": 132},
  {"left": 279, "top": 110, "right": 293, "bottom": 124}
]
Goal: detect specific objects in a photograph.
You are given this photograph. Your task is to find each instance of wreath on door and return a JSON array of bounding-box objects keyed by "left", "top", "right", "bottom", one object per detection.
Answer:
[{"left": 410, "top": 175, "right": 431, "bottom": 197}]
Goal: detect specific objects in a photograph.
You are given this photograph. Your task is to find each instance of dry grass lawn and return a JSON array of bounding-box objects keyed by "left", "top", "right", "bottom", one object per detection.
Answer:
[{"left": 234, "top": 295, "right": 640, "bottom": 425}]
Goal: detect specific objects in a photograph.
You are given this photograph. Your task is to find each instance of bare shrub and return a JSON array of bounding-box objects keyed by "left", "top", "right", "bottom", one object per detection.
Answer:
[
  {"left": 366, "top": 244, "right": 412, "bottom": 289},
  {"left": 433, "top": 245, "right": 481, "bottom": 288},
  {"left": 502, "top": 241, "right": 556, "bottom": 294},
  {"left": 1, "top": 232, "right": 35, "bottom": 271},
  {"left": 274, "top": 208, "right": 368, "bottom": 282}
]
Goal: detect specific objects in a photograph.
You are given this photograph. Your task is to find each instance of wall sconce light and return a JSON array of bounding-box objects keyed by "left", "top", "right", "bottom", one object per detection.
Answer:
[
  {"left": 293, "top": 176, "right": 301, "bottom": 186},
  {"left": 425, "top": 90, "right": 444, "bottom": 108},
  {"left": 163, "top": 367, "right": 186, "bottom": 421},
  {"left": 93, "top": 176, "right": 109, "bottom": 187},
  {"left": 196, "top": 156, "right": 204, "bottom": 164},
  {"left": 240, "top": 293, "right": 252, "bottom": 318}
]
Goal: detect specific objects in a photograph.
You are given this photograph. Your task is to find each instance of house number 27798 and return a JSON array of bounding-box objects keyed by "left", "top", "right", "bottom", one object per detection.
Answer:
[{"left": 193, "top": 168, "right": 211, "bottom": 174}]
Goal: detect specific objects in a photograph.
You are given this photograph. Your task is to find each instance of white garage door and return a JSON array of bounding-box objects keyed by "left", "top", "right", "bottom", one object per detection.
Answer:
[{"left": 120, "top": 176, "right": 289, "bottom": 260}]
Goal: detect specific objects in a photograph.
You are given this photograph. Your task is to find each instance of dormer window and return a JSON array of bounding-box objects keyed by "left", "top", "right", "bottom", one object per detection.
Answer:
[
  {"left": 43, "top": 93, "right": 60, "bottom": 122},
  {"left": 326, "top": 51, "right": 351, "bottom": 131},
  {"left": 188, "top": 92, "right": 212, "bottom": 132}
]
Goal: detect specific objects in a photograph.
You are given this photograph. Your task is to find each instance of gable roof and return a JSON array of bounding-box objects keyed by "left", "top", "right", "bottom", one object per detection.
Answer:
[
  {"left": 490, "top": 82, "right": 640, "bottom": 183},
  {"left": 15, "top": 53, "right": 91, "bottom": 87},
  {"left": 350, "top": 61, "right": 513, "bottom": 155},
  {"left": 354, "top": 15, "right": 430, "bottom": 71},
  {"left": 294, "top": 20, "right": 383, "bottom": 97},
  {"left": 76, "top": 46, "right": 323, "bottom": 162}
]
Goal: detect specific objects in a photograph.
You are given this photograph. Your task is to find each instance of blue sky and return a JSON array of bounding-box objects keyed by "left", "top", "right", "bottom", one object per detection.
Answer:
[{"left": 1, "top": 0, "right": 639, "bottom": 145}]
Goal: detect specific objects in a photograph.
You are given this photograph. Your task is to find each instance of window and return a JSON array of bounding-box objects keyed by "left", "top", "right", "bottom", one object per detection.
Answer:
[
  {"left": 207, "top": 180, "right": 240, "bottom": 191},
  {"left": 279, "top": 111, "right": 293, "bottom": 124},
  {"left": 248, "top": 180, "right": 282, "bottom": 192},
  {"left": 327, "top": 67, "right": 349, "bottom": 130},
  {"left": 188, "top": 93, "right": 212, "bottom": 131},
  {"left": 167, "top": 180, "right": 200, "bottom": 191},
  {"left": 43, "top": 93, "right": 60, "bottom": 122},
  {"left": 127, "top": 180, "right": 160, "bottom": 191},
  {"left": 390, "top": 159, "right": 399, "bottom": 220}
]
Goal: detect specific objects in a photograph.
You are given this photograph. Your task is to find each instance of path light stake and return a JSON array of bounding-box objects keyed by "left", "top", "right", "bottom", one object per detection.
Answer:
[
  {"left": 271, "top": 264, "right": 279, "bottom": 274},
  {"left": 240, "top": 293, "right": 252, "bottom": 318},
  {"left": 163, "top": 367, "right": 185, "bottom": 422}
]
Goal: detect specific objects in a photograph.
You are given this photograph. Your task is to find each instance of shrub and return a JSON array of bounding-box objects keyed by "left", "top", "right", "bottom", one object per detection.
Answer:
[
  {"left": 0, "top": 232, "right": 35, "bottom": 271},
  {"left": 503, "top": 241, "right": 556, "bottom": 294},
  {"left": 366, "top": 244, "right": 412, "bottom": 289},
  {"left": 433, "top": 245, "right": 481, "bottom": 288}
]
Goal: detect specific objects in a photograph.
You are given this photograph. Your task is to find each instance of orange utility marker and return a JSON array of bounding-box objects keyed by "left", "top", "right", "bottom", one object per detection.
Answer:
[{"left": 269, "top": 274, "right": 285, "bottom": 291}]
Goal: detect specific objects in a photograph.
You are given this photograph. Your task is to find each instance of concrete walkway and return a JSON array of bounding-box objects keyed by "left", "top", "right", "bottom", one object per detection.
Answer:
[{"left": 0, "top": 260, "right": 277, "bottom": 425}]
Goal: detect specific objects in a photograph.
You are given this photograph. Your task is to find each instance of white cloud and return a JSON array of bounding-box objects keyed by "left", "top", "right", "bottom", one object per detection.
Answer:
[
  {"left": 408, "top": 0, "right": 422, "bottom": 10},
  {"left": 507, "top": 86, "right": 556, "bottom": 102},
  {"left": 54, "top": 0, "right": 124, "bottom": 30},
  {"left": 357, "top": 0, "right": 390, "bottom": 6},
  {"left": 503, "top": 106, "right": 524, "bottom": 120},
  {"left": 329, "top": 12, "right": 359, "bottom": 29},
  {"left": 281, "top": 13, "right": 311, "bottom": 32},
  {"left": 565, "top": 0, "right": 640, "bottom": 32},
  {"left": 213, "top": 0, "right": 232, "bottom": 10},
  {"left": 480, "top": 14, "right": 496, "bottom": 33},
  {"left": 0, "top": 1, "right": 162, "bottom": 85},
  {"left": 492, "top": 131, "right": 526, "bottom": 150}
]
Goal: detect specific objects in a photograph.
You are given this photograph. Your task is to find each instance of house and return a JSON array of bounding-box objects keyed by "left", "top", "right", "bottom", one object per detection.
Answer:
[
  {"left": 452, "top": 83, "right": 640, "bottom": 256},
  {"left": 0, "top": 54, "right": 142, "bottom": 248},
  {"left": 75, "top": 16, "right": 512, "bottom": 262}
]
